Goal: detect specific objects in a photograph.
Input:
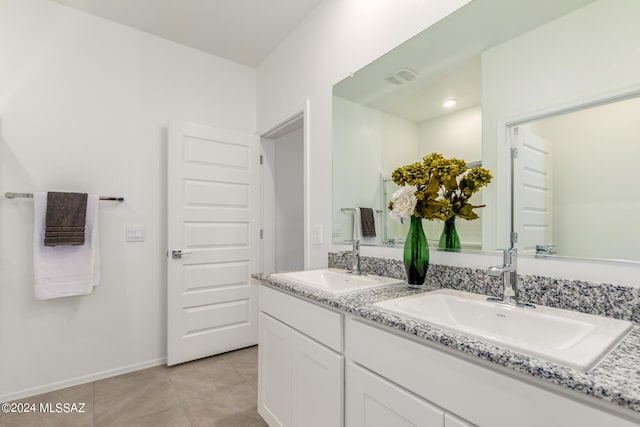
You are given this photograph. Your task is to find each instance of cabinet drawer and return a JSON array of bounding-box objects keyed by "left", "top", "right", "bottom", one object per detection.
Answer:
[
  {"left": 259, "top": 285, "right": 343, "bottom": 352},
  {"left": 347, "top": 362, "right": 444, "bottom": 427}
]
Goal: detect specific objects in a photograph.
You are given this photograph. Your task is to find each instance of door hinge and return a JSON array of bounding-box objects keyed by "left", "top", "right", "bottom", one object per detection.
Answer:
[
  {"left": 260, "top": 229, "right": 264, "bottom": 239},
  {"left": 259, "top": 154, "right": 263, "bottom": 165},
  {"left": 511, "top": 147, "right": 519, "bottom": 159},
  {"left": 510, "top": 231, "right": 518, "bottom": 244}
]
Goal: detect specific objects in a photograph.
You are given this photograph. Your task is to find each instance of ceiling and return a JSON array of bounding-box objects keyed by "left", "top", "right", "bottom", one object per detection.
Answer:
[
  {"left": 378, "top": 58, "right": 481, "bottom": 123},
  {"left": 333, "top": 0, "right": 596, "bottom": 123},
  {"left": 50, "top": 0, "right": 324, "bottom": 67}
]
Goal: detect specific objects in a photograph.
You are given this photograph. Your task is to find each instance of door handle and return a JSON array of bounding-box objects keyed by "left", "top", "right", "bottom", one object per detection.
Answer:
[{"left": 171, "top": 250, "right": 193, "bottom": 259}]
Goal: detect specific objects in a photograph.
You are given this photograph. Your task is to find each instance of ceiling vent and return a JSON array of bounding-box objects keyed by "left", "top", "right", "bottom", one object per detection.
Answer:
[{"left": 385, "top": 68, "right": 418, "bottom": 85}]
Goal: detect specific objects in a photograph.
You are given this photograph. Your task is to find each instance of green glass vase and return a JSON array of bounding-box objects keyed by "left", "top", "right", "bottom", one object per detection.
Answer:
[
  {"left": 403, "top": 215, "right": 429, "bottom": 288},
  {"left": 438, "top": 217, "right": 461, "bottom": 252}
]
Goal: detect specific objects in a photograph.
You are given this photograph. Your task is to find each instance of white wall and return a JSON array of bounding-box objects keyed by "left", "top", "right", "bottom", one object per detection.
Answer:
[
  {"left": 418, "top": 106, "right": 482, "bottom": 162},
  {"left": 274, "top": 127, "right": 305, "bottom": 271},
  {"left": 380, "top": 111, "right": 421, "bottom": 177},
  {"left": 332, "top": 96, "right": 418, "bottom": 242},
  {"left": 530, "top": 97, "right": 640, "bottom": 260},
  {"left": 258, "top": 0, "right": 472, "bottom": 264},
  {"left": 0, "top": 0, "right": 255, "bottom": 399}
]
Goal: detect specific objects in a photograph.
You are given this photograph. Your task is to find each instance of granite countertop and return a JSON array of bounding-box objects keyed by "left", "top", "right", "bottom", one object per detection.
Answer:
[{"left": 252, "top": 271, "right": 640, "bottom": 416}]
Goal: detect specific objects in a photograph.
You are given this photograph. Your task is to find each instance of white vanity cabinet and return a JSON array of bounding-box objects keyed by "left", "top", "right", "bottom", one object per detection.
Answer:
[
  {"left": 347, "top": 319, "right": 638, "bottom": 427},
  {"left": 258, "top": 286, "right": 344, "bottom": 427},
  {"left": 257, "top": 283, "right": 639, "bottom": 427}
]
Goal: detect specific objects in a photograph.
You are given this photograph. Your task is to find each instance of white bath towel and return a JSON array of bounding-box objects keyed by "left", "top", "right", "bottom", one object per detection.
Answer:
[{"left": 33, "top": 192, "right": 101, "bottom": 299}]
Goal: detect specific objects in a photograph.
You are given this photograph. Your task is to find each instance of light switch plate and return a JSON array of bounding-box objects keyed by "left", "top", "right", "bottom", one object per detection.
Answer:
[
  {"left": 313, "top": 224, "right": 323, "bottom": 245},
  {"left": 125, "top": 225, "right": 145, "bottom": 242}
]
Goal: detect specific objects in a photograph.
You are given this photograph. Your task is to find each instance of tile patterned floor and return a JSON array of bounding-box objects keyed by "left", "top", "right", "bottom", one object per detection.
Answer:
[{"left": 0, "top": 346, "right": 268, "bottom": 427}]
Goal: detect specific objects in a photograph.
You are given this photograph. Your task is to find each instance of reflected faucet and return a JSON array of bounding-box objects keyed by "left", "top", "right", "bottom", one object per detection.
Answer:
[
  {"left": 536, "top": 244, "right": 557, "bottom": 256},
  {"left": 486, "top": 248, "right": 534, "bottom": 308},
  {"left": 339, "top": 240, "right": 362, "bottom": 275},
  {"left": 349, "top": 239, "right": 362, "bottom": 275}
]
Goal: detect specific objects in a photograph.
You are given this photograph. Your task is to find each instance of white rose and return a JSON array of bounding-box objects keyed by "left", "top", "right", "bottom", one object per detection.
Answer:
[{"left": 389, "top": 184, "right": 417, "bottom": 222}]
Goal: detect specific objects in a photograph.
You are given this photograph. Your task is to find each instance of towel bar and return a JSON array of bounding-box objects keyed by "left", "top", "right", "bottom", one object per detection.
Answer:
[
  {"left": 4, "top": 192, "right": 124, "bottom": 202},
  {"left": 341, "top": 208, "right": 383, "bottom": 213}
]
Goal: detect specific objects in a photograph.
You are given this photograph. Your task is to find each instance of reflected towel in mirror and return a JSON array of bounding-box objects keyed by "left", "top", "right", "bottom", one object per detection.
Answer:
[
  {"left": 359, "top": 207, "right": 376, "bottom": 237},
  {"left": 355, "top": 207, "right": 377, "bottom": 246}
]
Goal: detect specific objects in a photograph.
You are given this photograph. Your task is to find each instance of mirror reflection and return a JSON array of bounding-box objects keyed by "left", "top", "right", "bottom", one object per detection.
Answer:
[
  {"left": 333, "top": 0, "right": 640, "bottom": 263},
  {"left": 333, "top": 89, "right": 483, "bottom": 249},
  {"left": 332, "top": 0, "right": 597, "bottom": 251},
  {"left": 511, "top": 95, "right": 640, "bottom": 261}
]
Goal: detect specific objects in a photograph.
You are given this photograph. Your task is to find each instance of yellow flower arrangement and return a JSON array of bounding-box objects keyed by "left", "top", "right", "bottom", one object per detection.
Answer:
[{"left": 388, "top": 153, "right": 492, "bottom": 221}]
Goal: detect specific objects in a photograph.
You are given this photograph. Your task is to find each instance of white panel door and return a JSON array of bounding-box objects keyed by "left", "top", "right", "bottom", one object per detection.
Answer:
[
  {"left": 347, "top": 362, "right": 444, "bottom": 427},
  {"left": 167, "top": 121, "right": 260, "bottom": 366},
  {"left": 512, "top": 125, "right": 552, "bottom": 254}
]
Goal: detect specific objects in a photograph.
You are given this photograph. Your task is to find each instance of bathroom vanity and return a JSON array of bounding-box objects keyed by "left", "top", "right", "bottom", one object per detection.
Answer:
[{"left": 254, "top": 265, "right": 640, "bottom": 427}]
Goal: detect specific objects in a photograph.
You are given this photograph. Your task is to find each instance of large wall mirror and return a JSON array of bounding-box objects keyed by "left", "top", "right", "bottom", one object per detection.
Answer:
[{"left": 332, "top": 0, "right": 640, "bottom": 263}]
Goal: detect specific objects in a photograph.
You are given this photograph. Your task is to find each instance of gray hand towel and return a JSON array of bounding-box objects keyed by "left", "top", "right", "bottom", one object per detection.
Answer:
[
  {"left": 44, "top": 192, "right": 88, "bottom": 246},
  {"left": 359, "top": 207, "right": 376, "bottom": 237}
]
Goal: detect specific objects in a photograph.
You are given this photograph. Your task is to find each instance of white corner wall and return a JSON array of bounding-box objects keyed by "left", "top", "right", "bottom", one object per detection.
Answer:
[
  {"left": 258, "top": 0, "right": 472, "bottom": 265},
  {"left": 0, "top": 0, "right": 256, "bottom": 399}
]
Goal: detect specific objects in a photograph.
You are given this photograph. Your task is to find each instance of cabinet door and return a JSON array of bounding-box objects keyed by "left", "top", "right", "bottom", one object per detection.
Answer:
[
  {"left": 347, "top": 362, "right": 444, "bottom": 427},
  {"left": 258, "top": 312, "right": 292, "bottom": 427},
  {"left": 444, "top": 414, "right": 475, "bottom": 427},
  {"left": 291, "top": 329, "right": 344, "bottom": 427}
]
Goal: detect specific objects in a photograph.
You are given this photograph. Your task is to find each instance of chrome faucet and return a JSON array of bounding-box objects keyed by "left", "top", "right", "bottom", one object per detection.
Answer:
[
  {"left": 339, "top": 240, "right": 362, "bottom": 275},
  {"left": 486, "top": 248, "right": 533, "bottom": 308}
]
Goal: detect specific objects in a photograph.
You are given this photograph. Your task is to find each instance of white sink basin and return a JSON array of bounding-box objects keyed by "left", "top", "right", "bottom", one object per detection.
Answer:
[
  {"left": 373, "top": 289, "right": 633, "bottom": 371},
  {"left": 272, "top": 268, "right": 403, "bottom": 296}
]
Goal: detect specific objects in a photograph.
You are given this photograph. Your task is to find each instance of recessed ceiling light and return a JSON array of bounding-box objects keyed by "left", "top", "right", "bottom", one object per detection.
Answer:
[{"left": 443, "top": 99, "right": 457, "bottom": 108}]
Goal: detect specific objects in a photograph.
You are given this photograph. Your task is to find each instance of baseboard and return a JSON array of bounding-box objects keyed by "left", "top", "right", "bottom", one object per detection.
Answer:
[{"left": 0, "top": 357, "right": 167, "bottom": 402}]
